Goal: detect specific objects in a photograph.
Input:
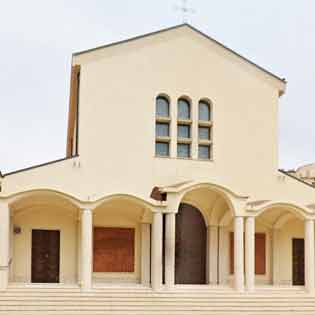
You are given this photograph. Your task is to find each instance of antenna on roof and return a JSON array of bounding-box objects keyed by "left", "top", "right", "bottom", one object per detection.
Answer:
[{"left": 174, "top": 0, "right": 195, "bottom": 24}]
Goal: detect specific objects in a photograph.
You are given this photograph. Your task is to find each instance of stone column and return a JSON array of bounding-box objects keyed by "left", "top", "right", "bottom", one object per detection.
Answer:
[
  {"left": 234, "top": 216, "right": 244, "bottom": 292},
  {"left": 81, "top": 208, "right": 93, "bottom": 291},
  {"left": 151, "top": 211, "right": 163, "bottom": 291},
  {"left": 305, "top": 219, "right": 315, "bottom": 292},
  {"left": 245, "top": 216, "right": 255, "bottom": 292},
  {"left": 272, "top": 228, "right": 280, "bottom": 285},
  {"left": 165, "top": 212, "right": 176, "bottom": 289},
  {"left": 141, "top": 223, "right": 151, "bottom": 286},
  {"left": 218, "top": 227, "right": 228, "bottom": 285},
  {"left": 0, "top": 201, "right": 10, "bottom": 291},
  {"left": 9, "top": 213, "right": 14, "bottom": 282},
  {"left": 208, "top": 225, "right": 218, "bottom": 284}
]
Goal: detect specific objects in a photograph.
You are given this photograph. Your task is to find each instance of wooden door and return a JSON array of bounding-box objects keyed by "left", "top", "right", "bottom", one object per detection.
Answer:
[
  {"left": 175, "top": 203, "right": 207, "bottom": 284},
  {"left": 292, "top": 238, "right": 304, "bottom": 286},
  {"left": 31, "top": 230, "right": 60, "bottom": 283}
]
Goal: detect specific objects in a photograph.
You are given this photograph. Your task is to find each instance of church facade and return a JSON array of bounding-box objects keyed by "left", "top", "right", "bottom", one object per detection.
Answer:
[{"left": 1, "top": 24, "right": 315, "bottom": 296}]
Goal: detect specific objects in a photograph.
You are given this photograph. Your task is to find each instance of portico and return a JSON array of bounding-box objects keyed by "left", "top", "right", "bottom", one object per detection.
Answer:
[{"left": 0, "top": 182, "right": 315, "bottom": 294}]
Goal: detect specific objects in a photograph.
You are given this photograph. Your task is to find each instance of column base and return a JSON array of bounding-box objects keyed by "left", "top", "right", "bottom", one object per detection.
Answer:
[{"left": 0, "top": 269, "right": 9, "bottom": 291}]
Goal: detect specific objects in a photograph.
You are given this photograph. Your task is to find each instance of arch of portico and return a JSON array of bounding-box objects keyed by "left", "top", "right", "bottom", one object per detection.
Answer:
[
  {"left": 1, "top": 187, "right": 314, "bottom": 294},
  {"left": 0, "top": 190, "right": 162, "bottom": 291},
  {"left": 249, "top": 202, "right": 315, "bottom": 292}
]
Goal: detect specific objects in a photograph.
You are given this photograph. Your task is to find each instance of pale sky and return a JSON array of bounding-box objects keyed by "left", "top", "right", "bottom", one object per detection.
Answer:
[{"left": 0, "top": 0, "right": 314, "bottom": 174}]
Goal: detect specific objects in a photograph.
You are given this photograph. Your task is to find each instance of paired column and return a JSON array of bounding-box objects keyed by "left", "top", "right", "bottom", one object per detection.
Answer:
[
  {"left": 305, "top": 219, "right": 315, "bottom": 292},
  {"left": 234, "top": 216, "right": 244, "bottom": 292},
  {"left": 0, "top": 201, "right": 10, "bottom": 291},
  {"left": 245, "top": 216, "right": 255, "bottom": 292},
  {"left": 151, "top": 212, "right": 163, "bottom": 291},
  {"left": 164, "top": 212, "right": 176, "bottom": 289},
  {"left": 271, "top": 228, "right": 280, "bottom": 285},
  {"left": 141, "top": 223, "right": 151, "bottom": 286},
  {"left": 81, "top": 208, "right": 93, "bottom": 291}
]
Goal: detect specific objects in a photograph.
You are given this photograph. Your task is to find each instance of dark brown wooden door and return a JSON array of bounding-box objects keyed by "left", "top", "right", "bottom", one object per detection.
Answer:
[
  {"left": 292, "top": 238, "right": 305, "bottom": 286},
  {"left": 175, "top": 203, "right": 207, "bottom": 284},
  {"left": 31, "top": 230, "right": 60, "bottom": 283}
]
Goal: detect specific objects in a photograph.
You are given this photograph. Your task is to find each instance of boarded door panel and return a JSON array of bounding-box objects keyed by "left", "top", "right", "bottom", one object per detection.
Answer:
[
  {"left": 175, "top": 203, "right": 207, "bottom": 284},
  {"left": 31, "top": 230, "right": 60, "bottom": 283},
  {"left": 292, "top": 238, "right": 305, "bottom": 285},
  {"left": 230, "top": 232, "right": 266, "bottom": 275},
  {"left": 93, "top": 227, "right": 135, "bottom": 272}
]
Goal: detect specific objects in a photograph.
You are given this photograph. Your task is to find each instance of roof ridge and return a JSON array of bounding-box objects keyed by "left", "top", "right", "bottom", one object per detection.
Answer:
[{"left": 73, "top": 23, "right": 286, "bottom": 84}]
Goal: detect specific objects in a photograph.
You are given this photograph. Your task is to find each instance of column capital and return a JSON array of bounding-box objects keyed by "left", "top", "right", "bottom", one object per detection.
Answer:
[
  {"left": 305, "top": 218, "right": 315, "bottom": 223},
  {"left": 80, "top": 207, "right": 93, "bottom": 213},
  {"left": 165, "top": 211, "right": 176, "bottom": 216},
  {"left": 0, "top": 199, "right": 9, "bottom": 209}
]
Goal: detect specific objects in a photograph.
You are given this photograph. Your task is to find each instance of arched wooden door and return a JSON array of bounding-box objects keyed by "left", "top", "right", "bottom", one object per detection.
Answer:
[{"left": 175, "top": 203, "right": 207, "bottom": 284}]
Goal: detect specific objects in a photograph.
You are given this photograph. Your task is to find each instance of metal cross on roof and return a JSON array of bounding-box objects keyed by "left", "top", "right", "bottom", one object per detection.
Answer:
[{"left": 175, "top": 0, "right": 196, "bottom": 23}]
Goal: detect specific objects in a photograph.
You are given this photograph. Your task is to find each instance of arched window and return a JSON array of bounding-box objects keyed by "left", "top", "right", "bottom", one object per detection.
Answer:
[
  {"left": 177, "top": 98, "right": 192, "bottom": 158},
  {"left": 178, "top": 98, "right": 190, "bottom": 120},
  {"left": 156, "top": 96, "right": 170, "bottom": 118},
  {"left": 155, "top": 95, "right": 171, "bottom": 157},
  {"left": 199, "top": 100, "right": 211, "bottom": 121},
  {"left": 198, "top": 99, "right": 212, "bottom": 160}
]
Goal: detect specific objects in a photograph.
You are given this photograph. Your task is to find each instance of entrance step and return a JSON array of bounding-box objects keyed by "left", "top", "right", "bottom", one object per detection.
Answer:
[{"left": 1, "top": 287, "right": 315, "bottom": 314}]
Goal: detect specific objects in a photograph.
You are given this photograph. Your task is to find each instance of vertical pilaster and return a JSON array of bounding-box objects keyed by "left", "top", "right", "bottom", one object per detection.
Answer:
[
  {"left": 151, "top": 211, "right": 163, "bottom": 291},
  {"left": 9, "top": 213, "right": 14, "bottom": 281},
  {"left": 234, "top": 216, "right": 244, "bottom": 292},
  {"left": 81, "top": 208, "right": 93, "bottom": 291},
  {"left": 245, "top": 216, "right": 255, "bottom": 292},
  {"left": 165, "top": 212, "right": 176, "bottom": 289},
  {"left": 208, "top": 225, "right": 218, "bottom": 284},
  {"left": 141, "top": 223, "right": 151, "bottom": 286},
  {"left": 77, "top": 214, "right": 81, "bottom": 283},
  {"left": 0, "top": 201, "right": 10, "bottom": 291},
  {"left": 305, "top": 219, "right": 314, "bottom": 292}
]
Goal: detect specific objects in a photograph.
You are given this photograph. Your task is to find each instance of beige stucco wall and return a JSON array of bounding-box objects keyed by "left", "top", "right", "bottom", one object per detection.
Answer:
[
  {"left": 217, "top": 218, "right": 304, "bottom": 286},
  {"left": 2, "top": 25, "right": 313, "bottom": 212},
  {"left": 275, "top": 218, "right": 304, "bottom": 285},
  {"left": 12, "top": 207, "right": 78, "bottom": 284}
]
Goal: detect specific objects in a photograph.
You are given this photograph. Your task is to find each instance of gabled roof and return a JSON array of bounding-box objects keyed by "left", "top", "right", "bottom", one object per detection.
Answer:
[{"left": 73, "top": 23, "right": 286, "bottom": 86}]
